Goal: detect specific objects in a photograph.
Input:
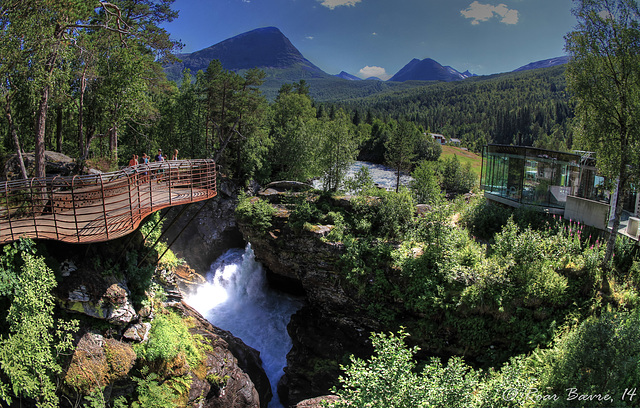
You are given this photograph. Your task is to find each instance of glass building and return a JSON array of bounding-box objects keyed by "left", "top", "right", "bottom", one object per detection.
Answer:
[{"left": 481, "top": 145, "right": 581, "bottom": 210}]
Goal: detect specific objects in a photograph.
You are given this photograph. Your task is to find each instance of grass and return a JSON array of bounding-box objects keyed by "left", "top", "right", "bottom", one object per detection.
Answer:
[{"left": 440, "top": 145, "right": 482, "bottom": 178}]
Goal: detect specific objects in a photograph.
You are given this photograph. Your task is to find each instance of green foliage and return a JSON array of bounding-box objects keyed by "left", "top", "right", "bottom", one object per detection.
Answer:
[
  {"left": 385, "top": 120, "right": 421, "bottom": 192},
  {"left": 339, "top": 66, "right": 572, "bottom": 153},
  {"left": 460, "top": 197, "right": 512, "bottom": 240},
  {"left": 235, "top": 194, "right": 276, "bottom": 232},
  {"left": 415, "top": 132, "right": 442, "bottom": 162},
  {"left": 131, "top": 367, "right": 183, "bottom": 408},
  {"left": 441, "top": 155, "right": 476, "bottom": 194},
  {"left": 343, "top": 165, "right": 375, "bottom": 195},
  {"left": 288, "top": 195, "right": 323, "bottom": 231},
  {"left": 318, "top": 109, "right": 359, "bottom": 191},
  {"left": 270, "top": 90, "right": 323, "bottom": 181},
  {"left": 331, "top": 330, "right": 482, "bottom": 408},
  {"left": 410, "top": 160, "right": 444, "bottom": 205},
  {"left": 0, "top": 239, "right": 78, "bottom": 408},
  {"left": 533, "top": 311, "right": 640, "bottom": 407},
  {"left": 135, "top": 310, "right": 203, "bottom": 371},
  {"left": 377, "top": 187, "right": 415, "bottom": 239}
]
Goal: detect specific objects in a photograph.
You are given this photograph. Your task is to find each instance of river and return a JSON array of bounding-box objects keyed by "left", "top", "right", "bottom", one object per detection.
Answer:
[{"left": 313, "top": 160, "right": 412, "bottom": 191}]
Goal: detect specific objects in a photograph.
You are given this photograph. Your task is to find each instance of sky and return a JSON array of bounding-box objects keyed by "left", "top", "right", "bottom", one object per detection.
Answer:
[{"left": 162, "top": 0, "right": 577, "bottom": 79}]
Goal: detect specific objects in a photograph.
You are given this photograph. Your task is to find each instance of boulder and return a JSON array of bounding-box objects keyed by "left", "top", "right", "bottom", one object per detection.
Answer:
[
  {"left": 3, "top": 150, "right": 78, "bottom": 180},
  {"left": 122, "top": 322, "right": 151, "bottom": 342},
  {"left": 62, "top": 281, "right": 137, "bottom": 326},
  {"left": 295, "top": 396, "right": 339, "bottom": 408}
]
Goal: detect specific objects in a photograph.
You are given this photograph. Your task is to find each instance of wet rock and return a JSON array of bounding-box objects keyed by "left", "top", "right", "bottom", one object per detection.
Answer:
[
  {"left": 175, "top": 302, "right": 272, "bottom": 408},
  {"left": 60, "top": 259, "right": 78, "bottom": 277}
]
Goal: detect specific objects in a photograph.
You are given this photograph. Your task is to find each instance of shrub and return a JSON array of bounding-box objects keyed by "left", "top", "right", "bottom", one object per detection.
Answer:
[
  {"left": 235, "top": 193, "right": 276, "bottom": 232},
  {"left": 534, "top": 312, "right": 640, "bottom": 407},
  {"left": 410, "top": 160, "right": 444, "bottom": 205},
  {"left": 460, "top": 198, "right": 512, "bottom": 240},
  {"left": 377, "top": 187, "right": 415, "bottom": 239},
  {"left": 135, "top": 309, "right": 203, "bottom": 372},
  {"left": 331, "top": 330, "right": 481, "bottom": 408}
]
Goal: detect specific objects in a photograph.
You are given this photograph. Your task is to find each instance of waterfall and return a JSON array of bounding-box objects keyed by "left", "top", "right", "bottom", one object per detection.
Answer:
[{"left": 185, "top": 244, "right": 303, "bottom": 408}]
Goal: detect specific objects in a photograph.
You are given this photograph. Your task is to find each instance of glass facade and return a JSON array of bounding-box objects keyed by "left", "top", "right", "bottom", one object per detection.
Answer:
[{"left": 482, "top": 145, "right": 580, "bottom": 209}]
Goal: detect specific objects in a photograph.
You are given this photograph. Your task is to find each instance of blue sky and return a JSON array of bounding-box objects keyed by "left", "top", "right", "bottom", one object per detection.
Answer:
[{"left": 163, "top": 0, "right": 576, "bottom": 79}]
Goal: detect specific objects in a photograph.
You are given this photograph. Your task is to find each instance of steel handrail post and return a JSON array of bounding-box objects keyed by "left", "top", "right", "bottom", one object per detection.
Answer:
[
  {"left": 127, "top": 169, "right": 135, "bottom": 235},
  {"left": 52, "top": 175, "right": 60, "bottom": 241},
  {"left": 30, "top": 178, "right": 38, "bottom": 239},
  {"left": 71, "top": 176, "right": 80, "bottom": 242},
  {"left": 149, "top": 163, "right": 153, "bottom": 211},
  {"left": 189, "top": 160, "right": 194, "bottom": 202},
  {"left": 100, "top": 174, "right": 109, "bottom": 240},
  {"left": 139, "top": 164, "right": 146, "bottom": 219},
  {"left": 4, "top": 181, "right": 14, "bottom": 242},
  {"left": 168, "top": 162, "right": 172, "bottom": 206}
]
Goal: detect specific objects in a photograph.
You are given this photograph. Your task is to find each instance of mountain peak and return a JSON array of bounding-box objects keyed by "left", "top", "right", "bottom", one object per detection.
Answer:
[
  {"left": 513, "top": 56, "right": 569, "bottom": 72},
  {"left": 389, "top": 58, "right": 466, "bottom": 82},
  {"left": 334, "top": 71, "right": 362, "bottom": 81},
  {"left": 164, "top": 27, "right": 329, "bottom": 81}
]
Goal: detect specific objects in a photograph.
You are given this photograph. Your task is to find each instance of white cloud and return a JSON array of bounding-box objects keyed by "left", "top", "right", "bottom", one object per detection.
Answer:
[
  {"left": 359, "top": 66, "right": 390, "bottom": 80},
  {"left": 318, "top": 0, "right": 362, "bottom": 10},
  {"left": 461, "top": 1, "right": 519, "bottom": 25},
  {"left": 306, "top": 36, "right": 315, "bottom": 40}
]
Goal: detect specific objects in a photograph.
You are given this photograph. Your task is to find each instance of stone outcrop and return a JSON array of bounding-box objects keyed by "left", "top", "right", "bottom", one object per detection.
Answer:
[
  {"left": 3, "top": 150, "right": 79, "bottom": 180},
  {"left": 61, "top": 280, "right": 138, "bottom": 326}
]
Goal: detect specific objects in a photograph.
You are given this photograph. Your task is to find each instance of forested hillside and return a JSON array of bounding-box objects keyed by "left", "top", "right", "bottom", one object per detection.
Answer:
[{"left": 336, "top": 66, "right": 574, "bottom": 153}]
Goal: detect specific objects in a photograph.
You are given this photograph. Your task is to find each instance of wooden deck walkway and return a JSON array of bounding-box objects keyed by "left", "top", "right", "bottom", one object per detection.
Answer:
[{"left": 0, "top": 159, "right": 216, "bottom": 244}]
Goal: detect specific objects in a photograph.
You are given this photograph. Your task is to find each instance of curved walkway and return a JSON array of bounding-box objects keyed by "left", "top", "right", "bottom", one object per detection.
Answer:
[{"left": 0, "top": 159, "right": 216, "bottom": 244}]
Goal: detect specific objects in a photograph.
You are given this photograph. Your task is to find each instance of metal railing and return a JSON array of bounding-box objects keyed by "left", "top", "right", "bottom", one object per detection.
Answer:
[{"left": 0, "top": 159, "right": 216, "bottom": 244}]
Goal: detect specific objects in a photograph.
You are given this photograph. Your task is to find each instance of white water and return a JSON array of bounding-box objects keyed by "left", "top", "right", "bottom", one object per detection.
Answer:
[
  {"left": 185, "top": 245, "right": 303, "bottom": 408},
  {"left": 313, "top": 160, "right": 413, "bottom": 191}
]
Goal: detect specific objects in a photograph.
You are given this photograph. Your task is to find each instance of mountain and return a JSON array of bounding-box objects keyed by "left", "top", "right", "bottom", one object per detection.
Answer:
[
  {"left": 513, "top": 56, "right": 570, "bottom": 72},
  {"left": 164, "top": 27, "right": 330, "bottom": 82},
  {"left": 389, "top": 58, "right": 467, "bottom": 82},
  {"left": 334, "top": 71, "right": 362, "bottom": 81}
]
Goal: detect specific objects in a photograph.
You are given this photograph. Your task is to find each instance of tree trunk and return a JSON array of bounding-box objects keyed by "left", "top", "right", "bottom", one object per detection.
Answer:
[
  {"left": 110, "top": 125, "right": 118, "bottom": 163},
  {"left": 4, "top": 95, "right": 28, "bottom": 180},
  {"left": 78, "top": 70, "right": 86, "bottom": 156},
  {"left": 34, "top": 86, "right": 50, "bottom": 178},
  {"left": 56, "top": 105, "right": 63, "bottom": 153},
  {"left": 601, "top": 165, "right": 628, "bottom": 294}
]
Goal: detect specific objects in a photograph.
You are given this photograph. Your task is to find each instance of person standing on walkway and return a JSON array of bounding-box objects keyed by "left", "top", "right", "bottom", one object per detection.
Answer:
[
  {"left": 128, "top": 154, "right": 138, "bottom": 167},
  {"left": 155, "top": 149, "right": 165, "bottom": 182}
]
